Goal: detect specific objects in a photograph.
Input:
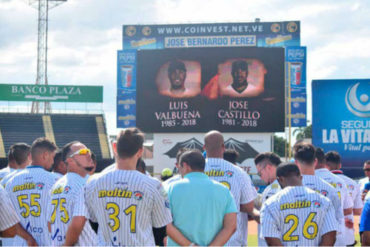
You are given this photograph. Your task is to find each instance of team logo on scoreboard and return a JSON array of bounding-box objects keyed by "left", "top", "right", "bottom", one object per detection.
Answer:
[
  {"left": 287, "top": 22, "right": 298, "bottom": 33},
  {"left": 125, "top": 26, "right": 136, "bottom": 37},
  {"left": 271, "top": 23, "right": 281, "bottom": 33},
  {"left": 345, "top": 82, "right": 370, "bottom": 118},
  {"left": 36, "top": 183, "right": 44, "bottom": 190},
  {"left": 134, "top": 191, "right": 143, "bottom": 201},
  {"left": 142, "top": 26, "right": 152, "bottom": 36}
]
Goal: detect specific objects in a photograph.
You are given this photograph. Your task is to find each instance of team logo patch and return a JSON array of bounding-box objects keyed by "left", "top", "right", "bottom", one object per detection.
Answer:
[
  {"left": 313, "top": 200, "right": 321, "bottom": 208},
  {"left": 64, "top": 186, "right": 71, "bottom": 194},
  {"left": 337, "top": 183, "right": 343, "bottom": 189},
  {"left": 36, "top": 183, "right": 44, "bottom": 190},
  {"left": 271, "top": 184, "right": 279, "bottom": 189},
  {"left": 225, "top": 170, "right": 234, "bottom": 177},
  {"left": 320, "top": 190, "right": 328, "bottom": 197},
  {"left": 134, "top": 191, "right": 143, "bottom": 201},
  {"left": 348, "top": 184, "right": 354, "bottom": 190}
]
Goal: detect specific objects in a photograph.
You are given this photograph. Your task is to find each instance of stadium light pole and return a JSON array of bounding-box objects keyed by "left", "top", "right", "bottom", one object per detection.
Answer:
[{"left": 28, "top": 0, "right": 67, "bottom": 114}]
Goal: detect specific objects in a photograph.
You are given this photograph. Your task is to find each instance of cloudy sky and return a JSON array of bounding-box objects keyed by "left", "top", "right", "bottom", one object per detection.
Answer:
[{"left": 0, "top": 0, "right": 369, "bottom": 135}]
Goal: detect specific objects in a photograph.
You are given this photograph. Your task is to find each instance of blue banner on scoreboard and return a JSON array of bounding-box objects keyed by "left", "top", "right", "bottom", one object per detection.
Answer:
[
  {"left": 285, "top": 46, "right": 307, "bottom": 127},
  {"left": 312, "top": 79, "right": 370, "bottom": 171},
  {"left": 122, "top": 22, "right": 300, "bottom": 50}
]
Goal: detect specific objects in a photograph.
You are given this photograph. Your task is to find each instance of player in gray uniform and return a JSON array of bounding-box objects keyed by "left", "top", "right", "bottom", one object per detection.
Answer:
[
  {"left": 261, "top": 162, "right": 337, "bottom": 246},
  {"left": 254, "top": 152, "right": 282, "bottom": 246},
  {"left": 203, "top": 130, "right": 258, "bottom": 246},
  {"left": 325, "top": 150, "right": 363, "bottom": 246},
  {"left": 85, "top": 128, "right": 172, "bottom": 246},
  {"left": 5, "top": 138, "right": 58, "bottom": 246},
  {"left": 293, "top": 143, "right": 344, "bottom": 245},
  {"left": 48, "top": 141, "right": 97, "bottom": 246}
]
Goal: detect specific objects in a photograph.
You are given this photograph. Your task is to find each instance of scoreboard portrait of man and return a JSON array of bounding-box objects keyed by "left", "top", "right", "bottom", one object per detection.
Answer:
[
  {"left": 156, "top": 59, "right": 201, "bottom": 98},
  {"left": 202, "top": 58, "right": 266, "bottom": 100}
]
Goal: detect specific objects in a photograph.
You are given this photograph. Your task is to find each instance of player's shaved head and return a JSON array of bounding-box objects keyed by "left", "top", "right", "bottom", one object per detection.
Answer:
[
  {"left": 204, "top": 130, "right": 224, "bottom": 157},
  {"left": 276, "top": 162, "right": 302, "bottom": 188}
]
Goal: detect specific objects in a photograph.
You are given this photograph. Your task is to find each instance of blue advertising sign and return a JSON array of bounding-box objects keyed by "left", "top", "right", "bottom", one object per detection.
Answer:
[
  {"left": 285, "top": 46, "right": 307, "bottom": 127},
  {"left": 117, "top": 89, "right": 136, "bottom": 128},
  {"left": 122, "top": 22, "right": 300, "bottom": 49},
  {"left": 312, "top": 79, "right": 370, "bottom": 175}
]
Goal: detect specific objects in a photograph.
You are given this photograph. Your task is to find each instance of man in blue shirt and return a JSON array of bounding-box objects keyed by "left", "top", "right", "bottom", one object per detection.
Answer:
[
  {"left": 360, "top": 199, "right": 370, "bottom": 246},
  {"left": 166, "top": 150, "right": 237, "bottom": 246}
]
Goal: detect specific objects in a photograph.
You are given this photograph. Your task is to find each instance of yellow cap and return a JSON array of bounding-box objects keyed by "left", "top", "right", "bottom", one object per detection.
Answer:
[{"left": 161, "top": 168, "right": 173, "bottom": 177}]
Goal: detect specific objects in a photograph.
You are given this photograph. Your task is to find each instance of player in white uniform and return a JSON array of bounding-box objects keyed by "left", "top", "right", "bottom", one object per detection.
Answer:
[
  {"left": 5, "top": 137, "right": 58, "bottom": 246},
  {"left": 0, "top": 143, "right": 31, "bottom": 246},
  {"left": 261, "top": 162, "right": 337, "bottom": 246},
  {"left": 0, "top": 186, "right": 20, "bottom": 238},
  {"left": 203, "top": 130, "right": 258, "bottom": 246},
  {"left": 254, "top": 152, "right": 282, "bottom": 246},
  {"left": 325, "top": 150, "right": 363, "bottom": 246},
  {"left": 314, "top": 149, "right": 353, "bottom": 246},
  {"left": 0, "top": 143, "right": 29, "bottom": 182},
  {"left": 1, "top": 143, "right": 31, "bottom": 188},
  {"left": 51, "top": 150, "right": 67, "bottom": 179},
  {"left": 85, "top": 128, "right": 172, "bottom": 246},
  {"left": 48, "top": 141, "right": 97, "bottom": 246},
  {"left": 293, "top": 143, "right": 344, "bottom": 245}
]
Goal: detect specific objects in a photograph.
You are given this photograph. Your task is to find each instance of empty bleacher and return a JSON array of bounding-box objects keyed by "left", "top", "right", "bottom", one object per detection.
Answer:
[{"left": 0, "top": 113, "right": 112, "bottom": 171}]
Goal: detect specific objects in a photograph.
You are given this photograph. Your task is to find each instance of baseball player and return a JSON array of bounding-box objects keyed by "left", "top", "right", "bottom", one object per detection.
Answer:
[
  {"left": 5, "top": 137, "right": 58, "bottom": 246},
  {"left": 261, "top": 162, "right": 337, "bottom": 246},
  {"left": 1, "top": 143, "right": 31, "bottom": 188},
  {"left": 0, "top": 143, "right": 31, "bottom": 182},
  {"left": 48, "top": 141, "right": 97, "bottom": 246},
  {"left": 325, "top": 150, "right": 363, "bottom": 246},
  {"left": 314, "top": 148, "right": 353, "bottom": 245},
  {"left": 203, "top": 130, "right": 258, "bottom": 246},
  {"left": 85, "top": 128, "right": 172, "bottom": 246},
  {"left": 0, "top": 143, "right": 31, "bottom": 246},
  {"left": 254, "top": 152, "right": 282, "bottom": 246},
  {"left": 293, "top": 143, "right": 344, "bottom": 244},
  {"left": 0, "top": 186, "right": 19, "bottom": 237}
]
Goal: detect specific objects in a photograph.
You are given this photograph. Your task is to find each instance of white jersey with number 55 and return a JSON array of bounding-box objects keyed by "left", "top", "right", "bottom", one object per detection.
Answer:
[
  {"left": 85, "top": 170, "right": 172, "bottom": 246},
  {"left": 261, "top": 186, "right": 338, "bottom": 246},
  {"left": 5, "top": 166, "right": 58, "bottom": 246}
]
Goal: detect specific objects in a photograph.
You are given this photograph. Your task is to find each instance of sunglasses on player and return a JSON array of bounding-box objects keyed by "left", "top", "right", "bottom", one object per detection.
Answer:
[{"left": 69, "top": 148, "right": 91, "bottom": 158}]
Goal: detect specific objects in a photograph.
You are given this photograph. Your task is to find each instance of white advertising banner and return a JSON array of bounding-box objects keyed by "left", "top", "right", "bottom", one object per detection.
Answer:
[{"left": 150, "top": 132, "right": 272, "bottom": 176}]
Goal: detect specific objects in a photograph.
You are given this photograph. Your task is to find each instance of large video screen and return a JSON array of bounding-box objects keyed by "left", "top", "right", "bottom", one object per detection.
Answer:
[{"left": 136, "top": 47, "right": 285, "bottom": 132}]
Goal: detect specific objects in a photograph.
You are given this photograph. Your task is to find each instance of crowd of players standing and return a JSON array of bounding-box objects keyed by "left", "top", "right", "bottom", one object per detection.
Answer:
[{"left": 0, "top": 128, "right": 369, "bottom": 246}]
